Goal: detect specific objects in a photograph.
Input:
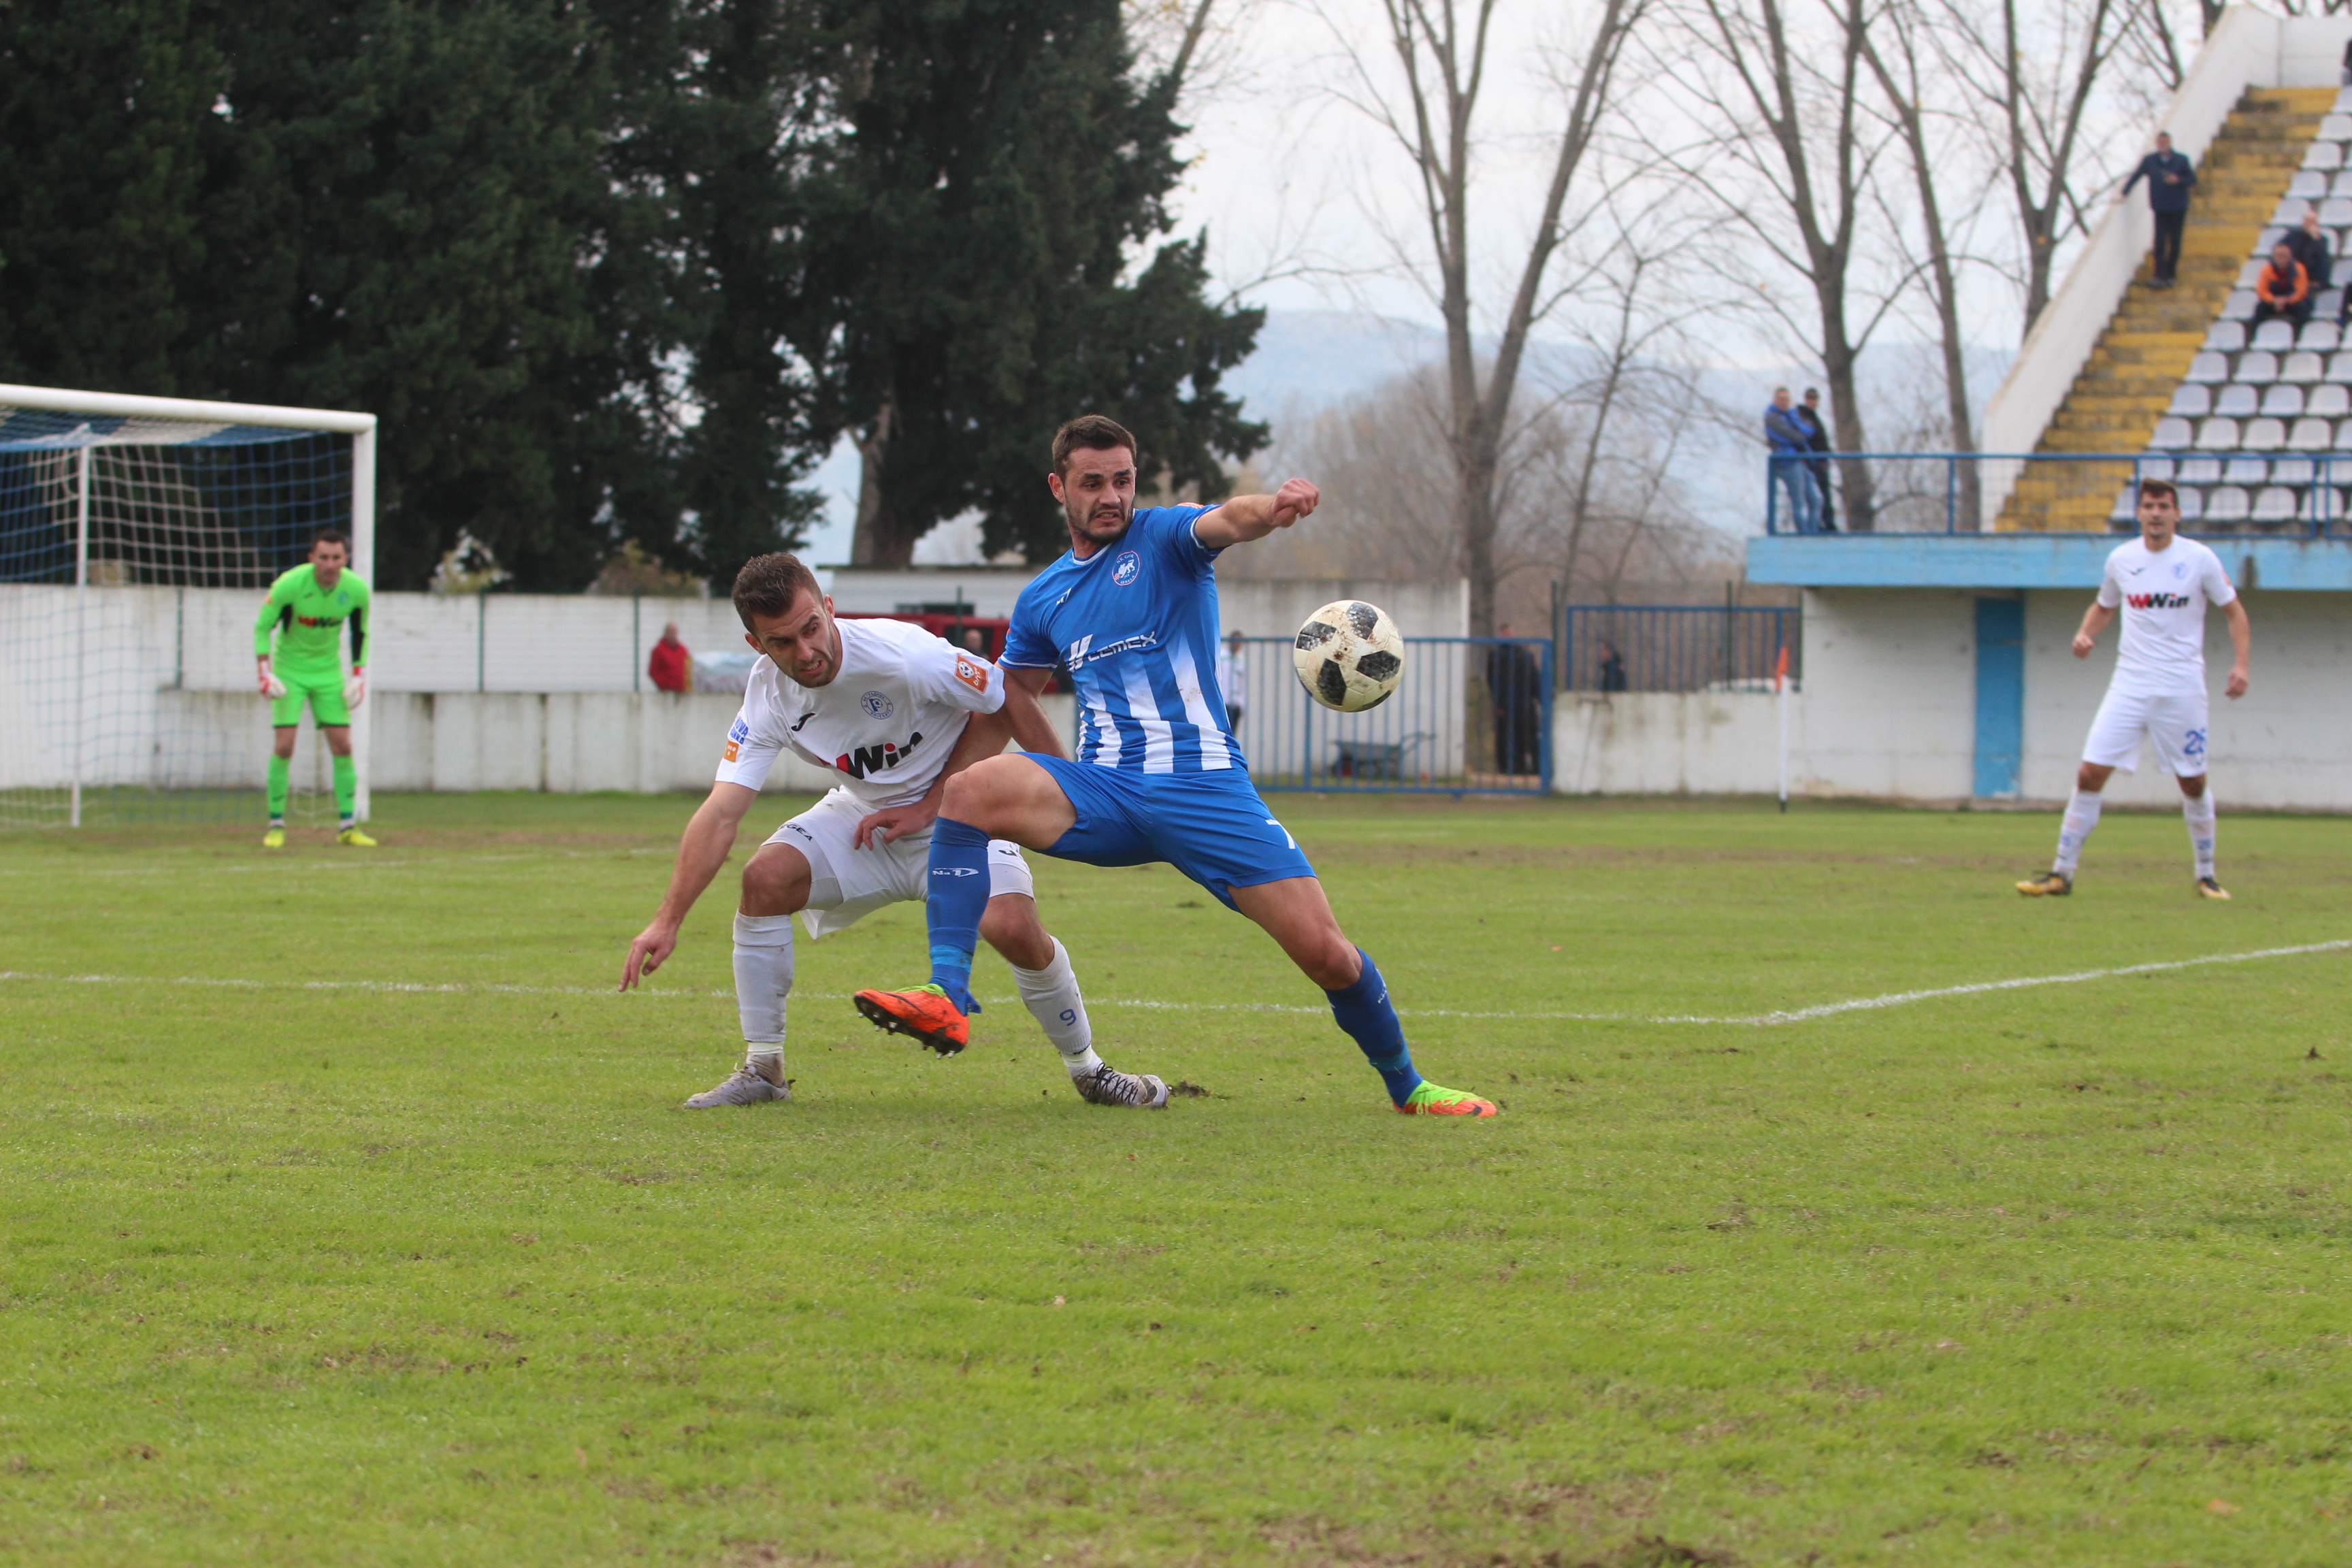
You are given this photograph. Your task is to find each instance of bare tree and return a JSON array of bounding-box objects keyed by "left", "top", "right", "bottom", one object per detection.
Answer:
[
  {"left": 1654, "top": 0, "right": 1899, "bottom": 530},
  {"left": 1313, "top": 0, "right": 1651, "bottom": 632},
  {"left": 1859, "top": 0, "right": 1983, "bottom": 527}
]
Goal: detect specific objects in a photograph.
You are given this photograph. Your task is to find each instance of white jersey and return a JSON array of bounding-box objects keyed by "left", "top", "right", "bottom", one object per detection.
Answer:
[
  {"left": 714, "top": 617, "right": 1007, "bottom": 808},
  {"left": 2095, "top": 536, "right": 2236, "bottom": 696}
]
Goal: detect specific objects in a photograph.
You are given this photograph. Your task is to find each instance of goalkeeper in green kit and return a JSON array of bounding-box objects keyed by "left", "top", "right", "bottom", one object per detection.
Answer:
[{"left": 253, "top": 527, "right": 374, "bottom": 848}]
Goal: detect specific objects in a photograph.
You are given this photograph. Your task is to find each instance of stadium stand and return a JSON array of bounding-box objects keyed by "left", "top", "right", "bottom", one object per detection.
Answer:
[{"left": 2005, "top": 86, "right": 2349, "bottom": 533}]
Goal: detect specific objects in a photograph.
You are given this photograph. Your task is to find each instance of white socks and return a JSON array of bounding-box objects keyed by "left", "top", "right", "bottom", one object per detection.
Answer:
[
  {"left": 2183, "top": 788, "right": 2217, "bottom": 879},
  {"left": 732, "top": 912, "right": 795, "bottom": 1073},
  {"left": 1011, "top": 937, "right": 1102, "bottom": 1077},
  {"left": 2054, "top": 788, "right": 2104, "bottom": 875}
]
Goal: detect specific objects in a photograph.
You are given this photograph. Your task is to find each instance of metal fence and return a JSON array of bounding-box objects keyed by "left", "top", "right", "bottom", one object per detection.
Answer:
[
  {"left": 1762, "top": 451, "right": 2352, "bottom": 536},
  {"left": 1555, "top": 605, "right": 1799, "bottom": 694},
  {"left": 1233, "top": 636, "right": 1550, "bottom": 794}
]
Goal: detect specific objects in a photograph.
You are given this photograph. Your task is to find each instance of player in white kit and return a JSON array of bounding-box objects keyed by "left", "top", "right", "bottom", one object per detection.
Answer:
[
  {"left": 2017, "top": 479, "right": 2251, "bottom": 900},
  {"left": 621, "top": 553, "right": 1168, "bottom": 1109}
]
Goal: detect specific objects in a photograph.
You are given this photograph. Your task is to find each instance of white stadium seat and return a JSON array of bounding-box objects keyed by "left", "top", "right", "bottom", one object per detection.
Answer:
[
  {"left": 2253, "top": 318, "right": 2298, "bottom": 352},
  {"left": 2253, "top": 487, "right": 2300, "bottom": 523},
  {"left": 2289, "top": 417, "right": 2336, "bottom": 451},
  {"left": 2331, "top": 172, "right": 2352, "bottom": 197},
  {"left": 2255, "top": 225, "right": 2287, "bottom": 255},
  {"left": 2176, "top": 457, "right": 2221, "bottom": 484},
  {"left": 2221, "top": 290, "right": 2258, "bottom": 321},
  {"left": 2281, "top": 350, "right": 2324, "bottom": 384},
  {"left": 2302, "top": 321, "right": 2342, "bottom": 353},
  {"left": 2237, "top": 259, "right": 2269, "bottom": 288},
  {"left": 2277, "top": 197, "right": 2313, "bottom": 225},
  {"left": 2185, "top": 351, "right": 2230, "bottom": 384},
  {"left": 2304, "top": 142, "right": 2342, "bottom": 169},
  {"left": 2320, "top": 289, "right": 2347, "bottom": 318},
  {"left": 2262, "top": 383, "right": 2306, "bottom": 417},
  {"left": 2305, "top": 487, "right": 2345, "bottom": 522},
  {"left": 2336, "top": 86, "right": 2352, "bottom": 112},
  {"left": 2175, "top": 487, "right": 2206, "bottom": 521},
  {"left": 2140, "top": 457, "right": 2177, "bottom": 480},
  {"left": 2167, "top": 384, "right": 2212, "bottom": 417},
  {"left": 2109, "top": 487, "right": 2139, "bottom": 525},
  {"left": 2237, "top": 350, "right": 2279, "bottom": 385},
  {"left": 2224, "top": 455, "right": 2270, "bottom": 484},
  {"left": 2289, "top": 171, "right": 2328, "bottom": 199},
  {"left": 2308, "top": 383, "right": 2350, "bottom": 417},
  {"left": 2325, "top": 114, "right": 2352, "bottom": 140},
  {"left": 2244, "top": 416, "right": 2288, "bottom": 450},
  {"left": 2150, "top": 416, "right": 2195, "bottom": 449},
  {"left": 2203, "top": 321, "right": 2247, "bottom": 352},
  {"left": 2338, "top": 419, "right": 2352, "bottom": 448},
  {"left": 2321, "top": 197, "right": 2352, "bottom": 227},
  {"left": 2196, "top": 417, "right": 2241, "bottom": 450},
  {"left": 2272, "top": 456, "right": 2317, "bottom": 483},
  {"left": 2329, "top": 350, "right": 2352, "bottom": 382},
  {"left": 2205, "top": 485, "right": 2251, "bottom": 522},
  {"left": 2215, "top": 383, "right": 2260, "bottom": 417}
]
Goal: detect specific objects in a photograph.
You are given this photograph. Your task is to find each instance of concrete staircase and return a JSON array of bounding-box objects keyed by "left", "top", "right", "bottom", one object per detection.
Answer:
[{"left": 1999, "top": 87, "right": 2335, "bottom": 533}]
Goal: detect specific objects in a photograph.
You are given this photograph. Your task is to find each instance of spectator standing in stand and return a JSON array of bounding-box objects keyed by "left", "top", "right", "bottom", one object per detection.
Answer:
[
  {"left": 1763, "top": 387, "right": 1820, "bottom": 534},
  {"left": 2253, "top": 240, "right": 2313, "bottom": 329},
  {"left": 1797, "top": 387, "right": 1838, "bottom": 533},
  {"left": 1596, "top": 639, "right": 1629, "bottom": 693},
  {"left": 2287, "top": 206, "right": 2332, "bottom": 291},
  {"left": 2123, "top": 131, "right": 2196, "bottom": 288},
  {"left": 1215, "top": 628, "right": 1247, "bottom": 731},
  {"left": 648, "top": 621, "right": 691, "bottom": 693},
  {"left": 1485, "top": 625, "right": 1543, "bottom": 777}
]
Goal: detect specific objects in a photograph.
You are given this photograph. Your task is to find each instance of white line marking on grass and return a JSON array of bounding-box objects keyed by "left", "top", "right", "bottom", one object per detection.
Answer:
[
  {"left": 1093, "top": 938, "right": 2352, "bottom": 1028},
  {"left": 3, "top": 938, "right": 2344, "bottom": 1024}
]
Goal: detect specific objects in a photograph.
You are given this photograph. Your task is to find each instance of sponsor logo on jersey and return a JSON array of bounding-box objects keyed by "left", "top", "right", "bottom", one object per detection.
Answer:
[
  {"left": 2126, "top": 592, "right": 2193, "bottom": 608},
  {"left": 1112, "top": 550, "right": 1141, "bottom": 587},
  {"left": 953, "top": 655, "right": 989, "bottom": 695},
  {"left": 859, "top": 690, "right": 894, "bottom": 719},
  {"left": 294, "top": 613, "right": 344, "bottom": 627},
  {"left": 1064, "top": 632, "right": 1156, "bottom": 669},
  {"left": 729, "top": 718, "right": 751, "bottom": 743},
  {"left": 723, "top": 742, "right": 740, "bottom": 762},
  {"left": 834, "top": 730, "right": 923, "bottom": 779}
]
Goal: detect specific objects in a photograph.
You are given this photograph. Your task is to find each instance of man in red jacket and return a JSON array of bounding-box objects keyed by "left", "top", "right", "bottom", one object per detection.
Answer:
[{"left": 648, "top": 623, "right": 691, "bottom": 693}]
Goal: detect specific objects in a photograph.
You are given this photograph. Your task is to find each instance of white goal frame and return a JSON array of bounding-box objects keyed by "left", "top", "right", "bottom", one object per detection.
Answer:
[{"left": 0, "top": 383, "right": 378, "bottom": 825}]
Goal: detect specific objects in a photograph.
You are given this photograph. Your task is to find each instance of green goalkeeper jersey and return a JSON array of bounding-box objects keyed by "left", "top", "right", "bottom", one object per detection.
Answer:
[{"left": 255, "top": 564, "right": 371, "bottom": 675}]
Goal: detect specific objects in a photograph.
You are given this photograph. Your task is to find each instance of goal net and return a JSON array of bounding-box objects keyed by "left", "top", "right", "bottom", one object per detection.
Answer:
[{"left": 0, "top": 385, "right": 376, "bottom": 830}]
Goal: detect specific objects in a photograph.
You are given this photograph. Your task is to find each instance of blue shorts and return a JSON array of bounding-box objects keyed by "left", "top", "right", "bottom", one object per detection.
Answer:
[{"left": 1030, "top": 755, "right": 1318, "bottom": 909}]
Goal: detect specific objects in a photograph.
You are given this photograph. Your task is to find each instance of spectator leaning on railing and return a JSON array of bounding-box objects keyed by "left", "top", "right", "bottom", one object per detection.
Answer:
[
  {"left": 1797, "top": 387, "right": 1838, "bottom": 534},
  {"left": 2253, "top": 240, "right": 2313, "bottom": 329},
  {"left": 648, "top": 621, "right": 691, "bottom": 693},
  {"left": 1763, "top": 387, "right": 1821, "bottom": 534},
  {"left": 2122, "top": 130, "right": 2195, "bottom": 289}
]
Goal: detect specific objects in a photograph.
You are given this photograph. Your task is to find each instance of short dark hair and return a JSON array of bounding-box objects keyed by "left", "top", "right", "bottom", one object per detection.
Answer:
[
  {"left": 731, "top": 552, "right": 823, "bottom": 630},
  {"left": 1052, "top": 414, "right": 1137, "bottom": 476},
  {"left": 311, "top": 527, "right": 349, "bottom": 549},
  {"left": 2138, "top": 478, "right": 2178, "bottom": 505}
]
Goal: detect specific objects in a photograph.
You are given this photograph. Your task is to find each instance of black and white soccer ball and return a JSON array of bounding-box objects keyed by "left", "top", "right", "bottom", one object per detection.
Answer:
[{"left": 1293, "top": 600, "right": 1405, "bottom": 712}]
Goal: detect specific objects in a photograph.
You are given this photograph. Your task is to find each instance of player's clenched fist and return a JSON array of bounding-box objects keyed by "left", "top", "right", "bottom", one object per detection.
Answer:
[
  {"left": 621, "top": 923, "right": 676, "bottom": 991},
  {"left": 1270, "top": 477, "right": 1320, "bottom": 526}
]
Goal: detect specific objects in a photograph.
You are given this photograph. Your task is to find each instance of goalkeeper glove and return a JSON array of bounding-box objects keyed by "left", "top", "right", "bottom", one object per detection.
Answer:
[
  {"left": 260, "top": 668, "right": 287, "bottom": 699},
  {"left": 344, "top": 670, "right": 368, "bottom": 708}
]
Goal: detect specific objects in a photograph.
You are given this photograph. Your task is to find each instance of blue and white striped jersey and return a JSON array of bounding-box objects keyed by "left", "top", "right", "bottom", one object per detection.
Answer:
[{"left": 1000, "top": 504, "right": 1243, "bottom": 774}]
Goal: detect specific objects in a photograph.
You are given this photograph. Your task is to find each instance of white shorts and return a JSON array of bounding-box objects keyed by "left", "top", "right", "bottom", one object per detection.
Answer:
[
  {"left": 763, "top": 788, "right": 1034, "bottom": 939},
  {"left": 2082, "top": 685, "right": 2210, "bottom": 777}
]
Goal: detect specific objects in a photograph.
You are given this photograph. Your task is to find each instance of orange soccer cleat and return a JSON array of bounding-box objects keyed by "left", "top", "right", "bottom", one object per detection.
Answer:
[
  {"left": 1394, "top": 1081, "right": 1499, "bottom": 1117},
  {"left": 852, "top": 983, "right": 970, "bottom": 1056}
]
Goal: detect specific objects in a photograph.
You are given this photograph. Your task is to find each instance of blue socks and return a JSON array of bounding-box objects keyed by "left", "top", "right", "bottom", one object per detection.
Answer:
[
  {"left": 925, "top": 817, "right": 992, "bottom": 1015},
  {"left": 1326, "top": 949, "right": 1422, "bottom": 1105}
]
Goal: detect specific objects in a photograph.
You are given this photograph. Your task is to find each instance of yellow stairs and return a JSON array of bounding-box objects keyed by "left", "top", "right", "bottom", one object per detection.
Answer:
[{"left": 1999, "top": 87, "right": 2335, "bottom": 533}]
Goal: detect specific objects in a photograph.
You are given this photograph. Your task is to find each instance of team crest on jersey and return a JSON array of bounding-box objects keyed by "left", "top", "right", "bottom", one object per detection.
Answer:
[
  {"left": 1112, "top": 550, "right": 1141, "bottom": 586},
  {"left": 859, "top": 690, "right": 894, "bottom": 719},
  {"left": 2172, "top": 561, "right": 2187, "bottom": 579}
]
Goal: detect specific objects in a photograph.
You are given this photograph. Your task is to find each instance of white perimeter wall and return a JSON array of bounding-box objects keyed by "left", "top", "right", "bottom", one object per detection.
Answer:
[{"left": 1550, "top": 587, "right": 2352, "bottom": 810}]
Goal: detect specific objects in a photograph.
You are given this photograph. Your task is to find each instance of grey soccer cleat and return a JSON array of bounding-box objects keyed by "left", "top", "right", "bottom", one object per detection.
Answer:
[
  {"left": 1073, "top": 1063, "right": 1171, "bottom": 1109},
  {"left": 683, "top": 1063, "right": 792, "bottom": 1108}
]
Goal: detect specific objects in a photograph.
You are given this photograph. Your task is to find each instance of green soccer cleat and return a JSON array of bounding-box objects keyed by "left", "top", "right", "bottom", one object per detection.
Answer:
[
  {"left": 338, "top": 826, "right": 377, "bottom": 847},
  {"left": 1395, "top": 1081, "right": 1498, "bottom": 1117}
]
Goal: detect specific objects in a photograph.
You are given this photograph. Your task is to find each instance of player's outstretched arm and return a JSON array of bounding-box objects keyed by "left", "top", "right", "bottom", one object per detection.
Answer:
[
  {"left": 2223, "top": 598, "right": 2252, "bottom": 698},
  {"left": 1193, "top": 478, "right": 1321, "bottom": 550},
  {"left": 622, "top": 782, "right": 759, "bottom": 990},
  {"left": 2071, "top": 602, "right": 2115, "bottom": 658}
]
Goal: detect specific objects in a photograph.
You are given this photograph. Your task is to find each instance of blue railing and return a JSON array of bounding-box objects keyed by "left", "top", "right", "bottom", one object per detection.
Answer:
[
  {"left": 1554, "top": 606, "right": 1799, "bottom": 693},
  {"left": 1762, "top": 451, "right": 2352, "bottom": 537}
]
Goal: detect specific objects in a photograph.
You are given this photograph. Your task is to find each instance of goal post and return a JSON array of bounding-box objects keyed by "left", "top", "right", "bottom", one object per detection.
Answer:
[{"left": 0, "top": 384, "right": 378, "bottom": 831}]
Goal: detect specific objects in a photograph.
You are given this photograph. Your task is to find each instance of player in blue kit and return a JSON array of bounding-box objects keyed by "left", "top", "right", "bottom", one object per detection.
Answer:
[{"left": 853, "top": 414, "right": 1497, "bottom": 1116}]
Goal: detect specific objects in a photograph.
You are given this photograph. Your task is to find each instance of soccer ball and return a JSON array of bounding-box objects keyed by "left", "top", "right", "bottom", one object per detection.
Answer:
[{"left": 1294, "top": 600, "right": 1405, "bottom": 712}]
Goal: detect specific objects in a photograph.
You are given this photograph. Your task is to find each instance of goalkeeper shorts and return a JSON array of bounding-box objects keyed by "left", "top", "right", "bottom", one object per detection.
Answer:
[{"left": 271, "top": 670, "right": 351, "bottom": 727}]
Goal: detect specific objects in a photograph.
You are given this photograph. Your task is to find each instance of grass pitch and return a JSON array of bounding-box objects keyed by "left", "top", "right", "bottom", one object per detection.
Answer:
[{"left": 5, "top": 791, "right": 2351, "bottom": 1567}]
